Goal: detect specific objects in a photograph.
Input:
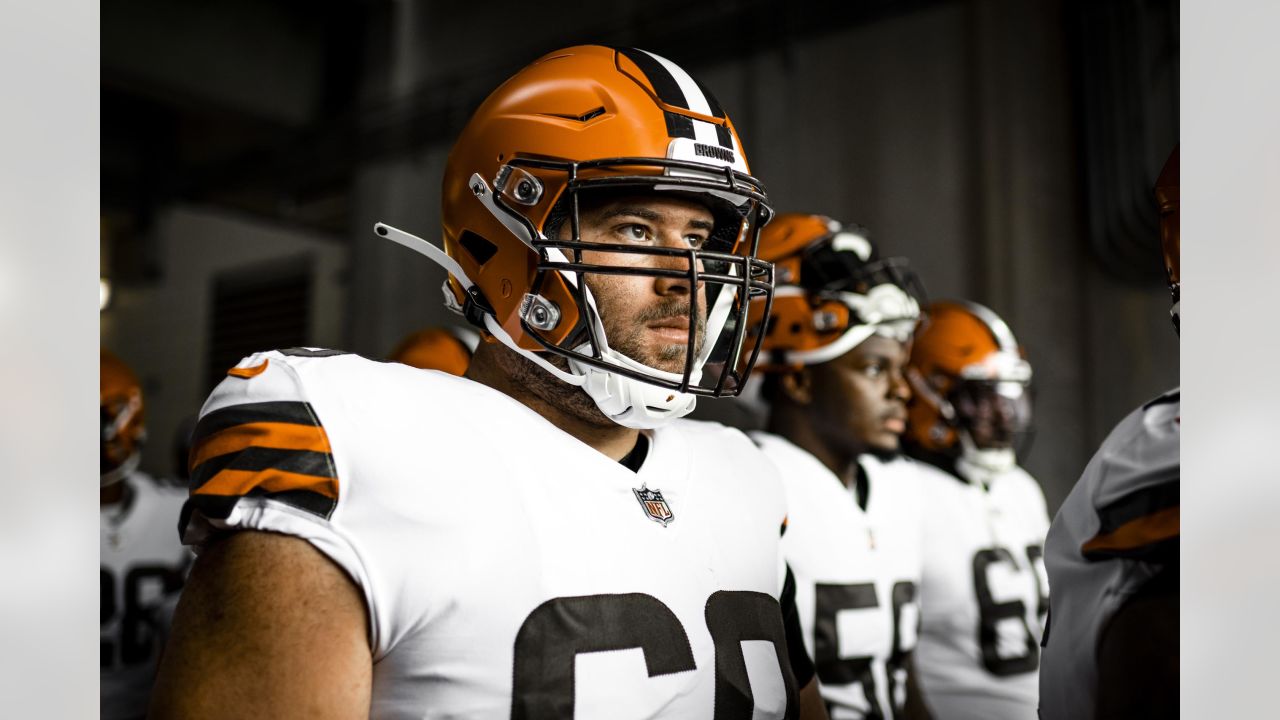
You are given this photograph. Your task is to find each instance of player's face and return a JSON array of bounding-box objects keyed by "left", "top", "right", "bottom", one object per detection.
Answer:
[
  {"left": 952, "top": 380, "right": 1029, "bottom": 449},
  {"left": 811, "top": 334, "right": 912, "bottom": 454},
  {"left": 574, "top": 194, "right": 713, "bottom": 374}
]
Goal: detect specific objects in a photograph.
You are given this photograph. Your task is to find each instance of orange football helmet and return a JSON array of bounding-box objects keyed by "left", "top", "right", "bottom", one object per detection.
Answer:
[
  {"left": 101, "top": 348, "right": 145, "bottom": 485},
  {"left": 746, "top": 213, "right": 923, "bottom": 371},
  {"left": 904, "top": 300, "right": 1032, "bottom": 469},
  {"left": 374, "top": 45, "right": 773, "bottom": 428},
  {"left": 389, "top": 326, "right": 479, "bottom": 376},
  {"left": 1155, "top": 145, "right": 1179, "bottom": 333}
]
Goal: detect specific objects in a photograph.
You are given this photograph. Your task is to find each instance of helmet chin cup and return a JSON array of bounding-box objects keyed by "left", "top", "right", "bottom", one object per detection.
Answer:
[
  {"left": 572, "top": 355, "right": 697, "bottom": 429},
  {"left": 956, "top": 430, "right": 1016, "bottom": 478},
  {"left": 569, "top": 344, "right": 702, "bottom": 429}
]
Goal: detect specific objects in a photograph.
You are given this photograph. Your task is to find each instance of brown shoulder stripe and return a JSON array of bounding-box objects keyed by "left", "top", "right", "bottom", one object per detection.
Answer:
[{"left": 189, "top": 401, "right": 338, "bottom": 519}]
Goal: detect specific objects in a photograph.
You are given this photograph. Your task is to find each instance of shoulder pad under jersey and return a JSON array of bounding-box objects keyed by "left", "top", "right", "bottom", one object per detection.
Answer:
[{"left": 181, "top": 350, "right": 342, "bottom": 538}]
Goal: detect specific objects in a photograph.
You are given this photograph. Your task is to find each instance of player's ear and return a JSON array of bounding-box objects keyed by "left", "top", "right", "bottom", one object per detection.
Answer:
[{"left": 780, "top": 368, "right": 813, "bottom": 406}]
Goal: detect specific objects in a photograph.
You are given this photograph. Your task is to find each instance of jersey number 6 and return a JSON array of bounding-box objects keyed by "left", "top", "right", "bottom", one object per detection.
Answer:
[
  {"left": 511, "top": 591, "right": 798, "bottom": 720},
  {"left": 972, "top": 547, "right": 1040, "bottom": 676}
]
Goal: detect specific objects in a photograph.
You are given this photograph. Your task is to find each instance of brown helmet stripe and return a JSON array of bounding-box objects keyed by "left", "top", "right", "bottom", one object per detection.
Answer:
[
  {"left": 618, "top": 47, "right": 690, "bottom": 109},
  {"left": 692, "top": 76, "right": 734, "bottom": 148}
]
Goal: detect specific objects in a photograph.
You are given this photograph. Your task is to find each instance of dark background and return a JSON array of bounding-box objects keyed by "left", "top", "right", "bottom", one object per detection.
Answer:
[{"left": 99, "top": 0, "right": 1179, "bottom": 512}]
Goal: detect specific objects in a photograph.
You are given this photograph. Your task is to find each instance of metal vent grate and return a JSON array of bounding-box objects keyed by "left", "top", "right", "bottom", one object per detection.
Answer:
[{"left": 206, "top": 258, "right": 312, "bottom": 392}]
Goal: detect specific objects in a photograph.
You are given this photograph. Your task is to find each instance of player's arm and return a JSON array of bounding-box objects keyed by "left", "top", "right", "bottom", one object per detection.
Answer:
[
  {"left": 1094, "top": 563, "right": 1177, "bottom": 719},
  {"left": 797, "top": 676, "right": 828, "bottom": 720},
  {"left": 148, "top": 530, "right": 372, "bottom": 720},
  {"left": 778, "top": 562, "right": 829, "bottom": 720}
]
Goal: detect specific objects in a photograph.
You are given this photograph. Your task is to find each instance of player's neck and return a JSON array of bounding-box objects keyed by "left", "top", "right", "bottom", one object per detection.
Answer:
[
  {"left": 768, "top": 404, "right": 859, "bottom": 488},
  {"left": 465, "top": 343, "right": 640, "bottom": 462}
]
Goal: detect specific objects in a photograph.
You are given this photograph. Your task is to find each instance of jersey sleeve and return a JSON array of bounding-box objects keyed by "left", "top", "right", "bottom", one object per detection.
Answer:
[
  {"left": 182, "top": 352, "right": 340, "bottom": 536},
  {"left": 1081, "top": 391, "right": 1180, "bottom": 562},
  {"left": 177, "top": 351, "right": 377, "bottom": 640}
]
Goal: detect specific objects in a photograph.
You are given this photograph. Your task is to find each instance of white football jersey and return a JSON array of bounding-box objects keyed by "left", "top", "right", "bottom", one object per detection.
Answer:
[
  {"left": 182, "top": 348, "right": 805, "bottom": 720},
  {"left": 101, "top": 471, "right": 191, "bottom": 720},
  {"left": 752, "top": 433, "right": 923, "bottom": 720},
  {"left": 910, "top": 458, "right": 1050, "bottom": 720},
  {"left": 1038, "top": 389, "right": 1179, "bottom": 720}
]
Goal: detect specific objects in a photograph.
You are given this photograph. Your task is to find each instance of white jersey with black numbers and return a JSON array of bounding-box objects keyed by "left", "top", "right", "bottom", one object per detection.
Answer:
[
  {"left": 910, "top": 459, "right": 1050, "bottom": 720},
  {"left": 182, "top": 348, "right": 804, "bottom": 720},
  {"left": 752, "top": 433, "right": 923, "bottom": 720},
  {"left": 857, "top": 454, "right": 926, "bottom": 715},
  {"left": 1038, "top": 389, "right": 1179, "bottom": 720},
  {"left": 101, "top": 472, "right": 191, "bottom": 720}
]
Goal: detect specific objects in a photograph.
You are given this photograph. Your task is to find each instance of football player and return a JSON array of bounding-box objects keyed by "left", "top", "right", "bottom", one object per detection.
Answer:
[
  {"left": 1037, "top": 147, "right": 1179, "bottom": 720},
  {"left": 151, "top": 46, "right": 826, "bottom": 719},
  {"left": 100, "top": 349, "right": 190, "bottom": 720},
  {"left": 901, "top": 301, "right": 1051, "bottom": 719},
  {"left": 388, "top": 325, "right": 479, "bottom": 375},
  {"left": 745, "top": 214, "right": 931, "bottom": 720}
]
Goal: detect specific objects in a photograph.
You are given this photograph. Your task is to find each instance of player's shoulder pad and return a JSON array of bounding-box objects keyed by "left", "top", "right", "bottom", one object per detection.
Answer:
[{"left": 186, "top": 349, "right": 349, "bottom": 526}]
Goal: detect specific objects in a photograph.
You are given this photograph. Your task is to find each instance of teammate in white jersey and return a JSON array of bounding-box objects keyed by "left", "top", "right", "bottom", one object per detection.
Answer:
[
  {"left": 743, "top": 213, "right": 931, "bottom": 719},
  {"left": 151, "top": 45, "right": 825, "bottom": 720},
  {"left": 1038, "top": 147, "right": 1179, "bottom": 720},
  {"left": 901, "top": 301, "right": 1051, "bottom": 720},
  {"left": 101, "top": 349, "right": 190, "bottom": 720}
]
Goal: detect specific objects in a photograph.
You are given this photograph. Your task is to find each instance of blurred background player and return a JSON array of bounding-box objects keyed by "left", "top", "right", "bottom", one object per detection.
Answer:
[
  {"left": 387, "top": 325, "right": 479, "bottom": 374},
  {"left": 1038, "top": 147, "right": 1180, "bottom": 720},
  {"left": 902, "top": 301, "right": 1050, "bottom": 719},
  {"left": 748, "top": 213, "right": 930, "bottom": 719},
  {"left": 100, "top": 349, "right": 190, "bottom": 720}
]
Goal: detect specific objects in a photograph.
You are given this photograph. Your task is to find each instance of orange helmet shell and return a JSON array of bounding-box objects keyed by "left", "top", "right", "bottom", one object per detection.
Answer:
[
  {"left": 905, "top": 300, "right": 1030, "bottom": 452},
  {"left": 441, "top": 45, "right": 760, "bottom": 352},
  {"left": 389, "top": 327, "right": 474, "bottom": 376},
  {"left": 101, "top": 348, "right": 145, "bottom": 478},
  {"left": 748, "top": 213, "right": 921, "bottom": 372}
]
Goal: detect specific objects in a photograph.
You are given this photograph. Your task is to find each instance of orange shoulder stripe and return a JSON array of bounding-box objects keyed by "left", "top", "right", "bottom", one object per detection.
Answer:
[
  {"left": 1081, "top": 506, "right": 1180, "bottom": 555},
  {"left": 227, "top": 359, "right": 270, "bottom": 378},
  {"left": 190, "top": 421, "right": 333, "bottom": 469},
  {"left": 194, "top": 468, "right": 338, "bottom": 500}
]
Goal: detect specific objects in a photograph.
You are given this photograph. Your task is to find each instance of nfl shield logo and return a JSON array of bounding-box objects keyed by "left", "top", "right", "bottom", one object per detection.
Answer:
[{"left": 633, "top": 484, "right": 674, "bottom": 527}]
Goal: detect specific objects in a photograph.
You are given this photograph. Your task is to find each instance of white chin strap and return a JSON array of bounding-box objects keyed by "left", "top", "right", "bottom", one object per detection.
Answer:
[
  {"left": 955, "top": 429, "right": 1016, "bottom": 483},
  {"left": 101, "top": 452, "right": 140, "bottom": 487},
  {"left": 374, "top": 222, "right": 733, "bottom": 430}
]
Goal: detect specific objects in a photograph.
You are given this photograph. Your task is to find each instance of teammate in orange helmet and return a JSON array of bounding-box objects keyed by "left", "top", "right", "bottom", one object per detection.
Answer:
[
  {"left": 746, "top": 213, "right": 932, "bottom": 719},
  {"left": 901, "top": 301, "right": 1051, "bottom": 719},
  {"left": 153, "top": 46, "right": 826, "bottom": 719},
  {"left": 388, "top": 326, "right": 479, "bottom": 375},
  {"left": 100, "top": 349, "right": 189, "bottom": 720},
  {"left": 1038, "top": 147, "right": 1179, "bottom": 720}
]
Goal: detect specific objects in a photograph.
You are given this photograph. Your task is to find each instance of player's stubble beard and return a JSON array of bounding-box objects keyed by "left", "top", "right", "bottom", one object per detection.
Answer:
[{"left": 494, "top": 288, "right": 707, "bottom": 428}]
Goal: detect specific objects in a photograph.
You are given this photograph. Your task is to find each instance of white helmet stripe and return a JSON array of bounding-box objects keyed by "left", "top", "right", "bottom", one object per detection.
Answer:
[
  {"left": 960, "top": 299, "right": 1020, "bottom": 353},
  {"left": 640, "top": 49, "right": 734, "bottom": 151}
]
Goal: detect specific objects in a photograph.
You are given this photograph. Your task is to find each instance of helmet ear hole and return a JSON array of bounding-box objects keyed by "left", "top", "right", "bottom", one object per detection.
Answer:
[{"left": 459, "top": 231, "right": 498, "bottom": 266}]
